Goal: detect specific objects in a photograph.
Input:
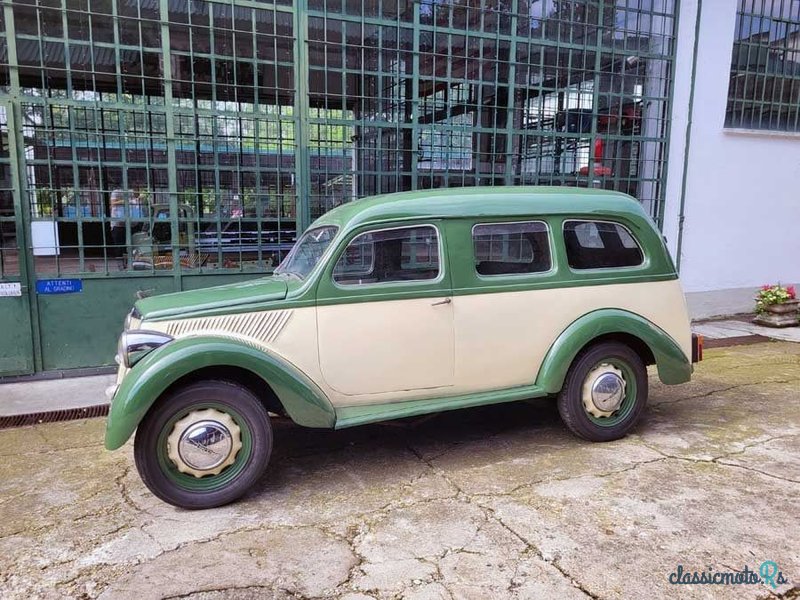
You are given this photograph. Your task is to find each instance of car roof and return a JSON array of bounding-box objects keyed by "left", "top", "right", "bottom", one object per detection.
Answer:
[{"left": 312, "top": 186, "right": 652, "bottom": 232}]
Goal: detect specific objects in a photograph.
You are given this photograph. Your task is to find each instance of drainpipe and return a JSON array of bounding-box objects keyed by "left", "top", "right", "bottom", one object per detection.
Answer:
[{"left": 675, "top": 0, "right": 703, "bottom": 271}]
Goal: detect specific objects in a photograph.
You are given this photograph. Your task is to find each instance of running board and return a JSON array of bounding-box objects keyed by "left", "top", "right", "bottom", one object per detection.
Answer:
[{"left": 334, "top": 384, "right": 548, "bottom": 429}]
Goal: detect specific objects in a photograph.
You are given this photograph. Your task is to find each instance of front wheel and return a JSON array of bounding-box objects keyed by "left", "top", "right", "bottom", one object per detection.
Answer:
[
  {"left": 134, "top": 380, "right": 272, "bottom": 509},
  {"left": 557, "top": 342, "right": 648, "bottom": 442}
]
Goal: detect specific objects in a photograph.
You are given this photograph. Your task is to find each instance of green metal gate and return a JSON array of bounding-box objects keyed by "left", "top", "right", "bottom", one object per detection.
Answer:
[
  {"left": 0, "top": 0, "right": 678, "bottom": 374},
  {"left": 0, "top": 101, "right": 35, "bottom": 375}
]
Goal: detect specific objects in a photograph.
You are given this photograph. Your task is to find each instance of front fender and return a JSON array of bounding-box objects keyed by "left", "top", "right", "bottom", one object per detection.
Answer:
[
  {"left": 105, "top": 336, "right": 335, "bottom": 450},
  {"left": 535, "top": 309, "right": 691, "bottom": 394}
]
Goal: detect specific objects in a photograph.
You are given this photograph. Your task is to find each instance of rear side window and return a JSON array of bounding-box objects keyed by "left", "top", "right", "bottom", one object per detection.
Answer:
[
  {"left": 333, "top": 225, "right": 440, "bottom": 285},
  {"left": 563, "top": 220, "right": 644, "bottom": 269},
  {"left": 473, "top": 221, "right": 551, "bottom": 276}
]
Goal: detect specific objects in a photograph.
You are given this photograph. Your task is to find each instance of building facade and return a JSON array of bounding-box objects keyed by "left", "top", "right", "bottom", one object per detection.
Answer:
[
  {"left": 0, "top": 0, "right": 796, "bottom": 375},
  {"left": 662, "top": 0, "right": 800, "bottom": 317}
]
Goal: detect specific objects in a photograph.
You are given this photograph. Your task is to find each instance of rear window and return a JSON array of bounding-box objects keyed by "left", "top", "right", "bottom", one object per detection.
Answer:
[{"left": 563, "top": 220, "right": 644, "bottom": 269}]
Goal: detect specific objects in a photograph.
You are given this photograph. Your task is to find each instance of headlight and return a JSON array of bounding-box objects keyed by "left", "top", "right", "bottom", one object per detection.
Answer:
[{"left": 117, "top": 330, "right": 173, "bottom": 368}]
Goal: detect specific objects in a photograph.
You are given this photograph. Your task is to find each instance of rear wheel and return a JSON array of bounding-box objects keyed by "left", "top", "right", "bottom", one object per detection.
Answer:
[
  {"left": 134, "top": 380, "right": 272, "bottom": 509},
  {"left": 557, "top": 342, "right": 648, "bottom": 442}
]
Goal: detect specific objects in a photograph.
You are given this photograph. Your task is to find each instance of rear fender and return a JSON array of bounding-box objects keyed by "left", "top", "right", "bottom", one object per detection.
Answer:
[{"left": 535, "top": 309, "right": 691, "bottom": 393}]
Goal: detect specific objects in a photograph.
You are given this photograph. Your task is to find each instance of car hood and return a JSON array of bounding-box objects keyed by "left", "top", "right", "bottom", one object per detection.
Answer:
[{"left": 134, "top": 277, "right": 289, "bottom": 321}]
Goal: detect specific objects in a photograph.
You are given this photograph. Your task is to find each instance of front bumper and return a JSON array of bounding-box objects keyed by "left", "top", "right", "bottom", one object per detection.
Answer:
[{"left": 105, "top": 358, "right": 129, "bottom": 402}]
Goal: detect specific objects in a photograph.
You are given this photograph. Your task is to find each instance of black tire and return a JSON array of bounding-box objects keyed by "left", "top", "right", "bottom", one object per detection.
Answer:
[
  {"left": 557, "top": 342, "right": 648, "bottom": 442},
  {"left": 134, "top": 380, "right": 272, "bottom": 509}
]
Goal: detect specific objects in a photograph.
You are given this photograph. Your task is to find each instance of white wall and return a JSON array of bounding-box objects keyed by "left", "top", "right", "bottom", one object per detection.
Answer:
[{"left": 663, "top": 1, "right": 800, "bottom": 315}]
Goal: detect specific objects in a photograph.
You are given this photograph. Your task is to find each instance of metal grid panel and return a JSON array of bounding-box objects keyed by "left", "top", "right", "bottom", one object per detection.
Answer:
[
  {"left": 10, "top": 0, "right": 298, "bottom": 277},
  {"left": 726, "top": 0, "right": 800, "bottom": 132},
  {"left": 305, "top": 0, "right": 676, "bottom": 225},
  {"left": 2, "top": 0, "right": 676, "bottom": 278},
  {"left": 169, "top": 0, "right": 299, "bottom": 273},
  {"left": 0, "top": 104, "right": 19, "bottom": 279},
  {"left": 0, "top": 10, "right": 16, "bottom": 279}
]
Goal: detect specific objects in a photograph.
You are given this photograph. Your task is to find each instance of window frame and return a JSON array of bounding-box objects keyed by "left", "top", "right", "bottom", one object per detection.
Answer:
[
  {"left": 274, "top": 224, "right": 339, "bottom": 281},
  {"left": 330, "top": 223, "right": 445, "bottom": 289},
  {"left": 562, "top": 218, "right": 647, "bottom": 272},
  {"left": 470, "top": 219, "right": 555, "bottom": 279},
  {"left": 724, "top": 1, "right": 800, "bottom": 134}
]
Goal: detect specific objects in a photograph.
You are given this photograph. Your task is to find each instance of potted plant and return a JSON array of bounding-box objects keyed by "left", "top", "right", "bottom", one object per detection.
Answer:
[{"left": 754, "top": 284, "right": 799, "bottom": 327}]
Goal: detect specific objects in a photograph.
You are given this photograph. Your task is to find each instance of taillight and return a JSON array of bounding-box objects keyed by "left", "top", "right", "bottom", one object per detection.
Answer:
[{"left": 691, "top": 334, "right": 703, "bottom": 363}]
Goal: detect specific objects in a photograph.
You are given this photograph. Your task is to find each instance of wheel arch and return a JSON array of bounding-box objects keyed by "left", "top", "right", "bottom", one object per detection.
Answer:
[
  {"left": 105, "top": 335, "right": 336, "bottom": 451},
  {"left": 535, "top": 309, "right": 691, "bottom": 394},
  {"left": 585, "top": 332, "right": 655, "bottom": 367},
  {"left": 160, "top": 365, "right": 286, "bottom": 417}
]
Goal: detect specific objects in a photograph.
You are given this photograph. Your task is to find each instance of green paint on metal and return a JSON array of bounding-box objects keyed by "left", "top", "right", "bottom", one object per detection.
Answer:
[
  {"left": 676, "top": 0, "right": 703, "bottom": 272},
  {"left": 34, "top": 274, "right": 268, "bottom": 370},
  {"left": 0, "top": 95, "right": 35, "bottom": 375},
  {"left": 37, "top": 277, "right": 175, "bottom": 370},
  {"left": 314, "top": 219, "right": 453, "bottom": 305},
  {"left": 535, "top": 308, "right": 692, "bottom": 394},
  {"left": 105, "top": 335, "right": 336, "bottom": 450},
  {"left": 293, "top": 0, "right": 311, "bottom": 232},
  {"left": 135, "top": 277, "right": 289, "bottom": 320},
  {"left": 312, "top": 188, "right": 676, "bottom": 305},
  {"left": 312, "top": 186, "right": 647, "bottom": 233},
  {"left": 333, "top": 383, "right": 549, "bottom": 430},
  {"left": 439, "top": 209, "right": 675, "bottom": 297}
]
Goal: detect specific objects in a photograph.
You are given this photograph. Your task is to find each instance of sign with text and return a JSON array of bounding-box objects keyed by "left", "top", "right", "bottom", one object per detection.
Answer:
[
  {"left": 36, "top": 279, "right": 83, "bottom": 295},
  {"left": 0, "top": 282, "right": 22, "bottom": 297}
]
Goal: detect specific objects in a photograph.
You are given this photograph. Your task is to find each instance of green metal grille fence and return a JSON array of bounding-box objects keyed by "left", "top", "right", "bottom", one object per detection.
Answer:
[{"left": 0, "top": 0, "right": 677, "bottom": 279}]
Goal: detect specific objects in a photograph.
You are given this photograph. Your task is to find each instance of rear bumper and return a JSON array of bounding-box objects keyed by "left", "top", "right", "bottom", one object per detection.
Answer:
[{"left": 691, "top": 333, "right": 703, "bottom": 363}]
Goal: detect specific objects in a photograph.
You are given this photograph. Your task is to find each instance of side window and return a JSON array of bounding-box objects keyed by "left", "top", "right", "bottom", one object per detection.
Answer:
[
  {"left": 333, "top": 225, "right": 440, "bottom": 285},
  {"left": 473, "top": 221, "right": 551, "bottom": 276},
  {"left": 563, "top": 220, "right": 644, "bottom": 269}
]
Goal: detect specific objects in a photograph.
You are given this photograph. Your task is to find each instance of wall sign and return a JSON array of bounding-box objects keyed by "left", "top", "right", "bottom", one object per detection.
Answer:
[
  {"left": 36, "top": 279, "right": 83, "bottom": 295},
  {"left": 0, "top": 282, "right": 22, "bottom": 297}
]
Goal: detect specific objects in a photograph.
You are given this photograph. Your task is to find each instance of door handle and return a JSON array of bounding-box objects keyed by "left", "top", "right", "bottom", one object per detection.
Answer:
[{"left": 431, "top": 297, "right": 451, "bottom": 306}]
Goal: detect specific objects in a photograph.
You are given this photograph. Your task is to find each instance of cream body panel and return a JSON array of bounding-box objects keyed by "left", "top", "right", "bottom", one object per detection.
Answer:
[
  {"left": 139, "top": 279, "right": 690, "bottom": 409},
  {"left": 316, "top": 297, "right": 455, "bottom": 397},
  {"left": 453, "top": 279, "right": 691, "bottom": 391},
  {"left": 143, "top": 307, "right": 334, "bottom": 399},
  {"left": 267, "top": 307, "right": 327, "bottom": 389}
]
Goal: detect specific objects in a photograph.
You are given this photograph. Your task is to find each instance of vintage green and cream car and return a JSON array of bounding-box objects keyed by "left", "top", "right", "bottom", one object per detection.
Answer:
[{"left": 106, "top": 187, "right": 702, "bottom": 509}]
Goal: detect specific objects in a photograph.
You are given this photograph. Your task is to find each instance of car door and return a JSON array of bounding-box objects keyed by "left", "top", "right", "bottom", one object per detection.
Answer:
[
  {"left": 448, "top": 218, "right": 558, "bottom": 392},
  {"left": 316, "top": 222, "right": 454, "bottom": 401}
]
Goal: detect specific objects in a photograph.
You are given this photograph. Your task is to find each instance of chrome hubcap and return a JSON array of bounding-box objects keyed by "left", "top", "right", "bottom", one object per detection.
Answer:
[
  {"left": 167, "top": 408, "right": 242, "bottom": 478},
  {"left": 179, "top": 421, "right": 232, "bottom": 471},
  {"left": 582, "top": 364, "right": 626, "bottom": 418}
]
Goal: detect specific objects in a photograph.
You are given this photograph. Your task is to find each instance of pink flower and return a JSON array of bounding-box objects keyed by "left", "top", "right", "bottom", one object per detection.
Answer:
[
  {"left": 788, "top": 285, "right": 796, "bottom": 299},
  {"left": 761, "top": 284, "right": 771, "bottom": 291}
]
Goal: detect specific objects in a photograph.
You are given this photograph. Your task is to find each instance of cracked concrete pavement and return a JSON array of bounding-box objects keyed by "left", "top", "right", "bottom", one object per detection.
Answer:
[{"left": 0, "top": 341, "right": 798, "bottom": 599}]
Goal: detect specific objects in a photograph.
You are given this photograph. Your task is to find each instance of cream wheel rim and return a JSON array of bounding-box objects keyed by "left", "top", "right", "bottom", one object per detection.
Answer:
[
  {"left": 167, "top": 408, "right": 243, "bottom": 478},
  {"left": 581, "top": 363, "right": 627, "bottom": 418}
]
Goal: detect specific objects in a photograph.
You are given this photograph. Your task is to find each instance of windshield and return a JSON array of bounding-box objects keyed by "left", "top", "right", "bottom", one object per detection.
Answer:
[{"left": 275, "top": 225, "right": 338, "bottom": 279}]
